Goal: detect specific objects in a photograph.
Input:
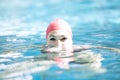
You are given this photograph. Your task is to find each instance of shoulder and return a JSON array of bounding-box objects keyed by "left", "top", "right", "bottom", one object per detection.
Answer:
[{"left": 73, "top": 45, "right": 91, "bottom": 52}]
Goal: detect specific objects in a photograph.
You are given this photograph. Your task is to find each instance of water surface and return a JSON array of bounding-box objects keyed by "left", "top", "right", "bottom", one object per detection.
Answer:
[{"left": 0, "top": 0, "right": 120, "bottom": 80}]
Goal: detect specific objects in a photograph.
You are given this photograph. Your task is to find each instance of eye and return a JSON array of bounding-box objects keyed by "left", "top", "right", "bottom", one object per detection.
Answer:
[
  {"left": 50, "top": 38, "right": 56, "bottom": 41},
  {"left": 60, "top": 37, "right": 67, "bottom": 42}
]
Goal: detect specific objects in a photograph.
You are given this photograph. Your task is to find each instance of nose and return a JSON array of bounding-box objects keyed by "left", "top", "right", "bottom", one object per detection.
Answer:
[{"left": 56, "top": 40, "right": 62, "bottom": 48}]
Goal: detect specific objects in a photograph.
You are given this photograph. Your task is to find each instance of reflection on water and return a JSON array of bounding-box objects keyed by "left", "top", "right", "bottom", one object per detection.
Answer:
[
  {"left": 0, "top": 48, "right": 106, "bottom": 80},
  {"left": 0, "top": 39, "right": 120, "bottom": 80}
]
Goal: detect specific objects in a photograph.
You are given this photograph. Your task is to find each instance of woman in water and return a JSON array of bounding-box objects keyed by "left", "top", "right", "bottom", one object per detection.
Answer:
[
  {"left": 39, "top": 18, "right": 104, "bottom": 69},
  {"left": 41, "top": 18, "right": 90, "bottom": 53}
]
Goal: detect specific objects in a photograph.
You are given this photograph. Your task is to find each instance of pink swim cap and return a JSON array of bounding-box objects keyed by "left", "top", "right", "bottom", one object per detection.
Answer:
[{"left": 46, "top": 19, "right": 72, "bottom": 39}]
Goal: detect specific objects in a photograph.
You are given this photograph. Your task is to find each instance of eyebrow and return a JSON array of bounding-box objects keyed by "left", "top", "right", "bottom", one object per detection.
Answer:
[
  {"left": 60, "top": 35, "right": 66, "bottom": 37},
  {"left": 49, "top": 35, "right": 55, "bottom": 37},
  {"left": 50, "top": 35, "right": 66, "bottom": 37}
]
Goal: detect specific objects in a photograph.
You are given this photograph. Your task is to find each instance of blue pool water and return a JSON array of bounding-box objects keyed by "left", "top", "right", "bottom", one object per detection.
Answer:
[{"left": 0, "top": 0, "right": 120, "bottom": 80}]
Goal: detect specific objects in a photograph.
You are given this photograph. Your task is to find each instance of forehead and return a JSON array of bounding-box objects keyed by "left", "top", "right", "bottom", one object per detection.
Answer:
[{"left": 48, "top": 30, "right": 70, "bottom": 37}]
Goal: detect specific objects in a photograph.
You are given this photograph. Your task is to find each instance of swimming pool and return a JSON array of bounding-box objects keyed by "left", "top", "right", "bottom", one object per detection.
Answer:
[{"left": 0, "top": 0, "right": 120, "bottom": 80}]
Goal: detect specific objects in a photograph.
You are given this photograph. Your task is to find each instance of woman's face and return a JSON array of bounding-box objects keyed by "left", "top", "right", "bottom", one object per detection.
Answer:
[{"left": 47, "top": 30, "right": 73, "bottom": 51}]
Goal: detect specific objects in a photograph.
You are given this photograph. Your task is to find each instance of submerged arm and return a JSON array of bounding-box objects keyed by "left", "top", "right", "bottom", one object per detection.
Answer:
[
  {"left": 73, "top": 45, "right": 120, "bottom": 53},
  {"left": 91, "top": 46, "right": 120, "bottom": 53},
  {"left": 2, "top": 45, "right": 43, "bottom": 54}
]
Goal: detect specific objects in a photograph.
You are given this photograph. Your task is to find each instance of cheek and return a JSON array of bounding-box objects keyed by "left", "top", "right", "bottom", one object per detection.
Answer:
[
  {"left": 48, "top": 40, "right": 55, "bottom": 44},
  {"left": 63, "top": 39, "right": 72, "bottom": 45},
  {"left": 47, "top": 40, "right": 57, "bottom": 46}
]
